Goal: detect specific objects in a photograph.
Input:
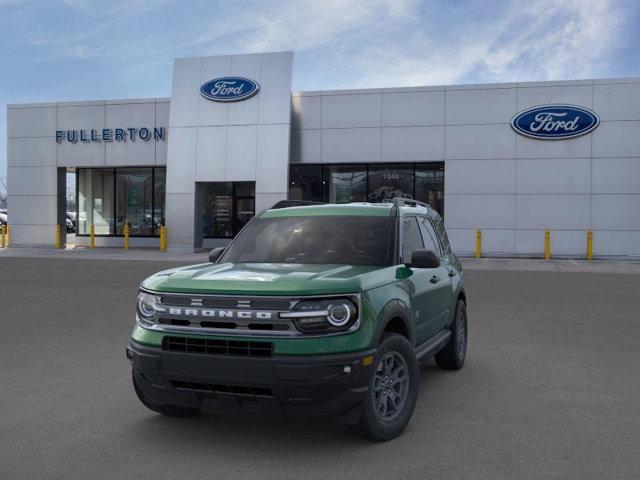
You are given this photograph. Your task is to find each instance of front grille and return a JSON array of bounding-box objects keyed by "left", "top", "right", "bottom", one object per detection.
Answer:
[
  {"left": 163, "top": 336, "right": 273, "bottom": 357},
  {"left": 171, "top": 380, "right": 274, "bottom": 397}
]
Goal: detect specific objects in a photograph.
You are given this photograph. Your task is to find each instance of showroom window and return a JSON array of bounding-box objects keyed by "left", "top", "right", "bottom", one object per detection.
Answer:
[
  {"left": 199, "top": 182, "right": 255, "bottom": 239},
  {"left": 288, "top": 163, "right": 445, "bottom": 217},
  {"left": 77, "top": 167, "right": 166, "bottom": 237}
]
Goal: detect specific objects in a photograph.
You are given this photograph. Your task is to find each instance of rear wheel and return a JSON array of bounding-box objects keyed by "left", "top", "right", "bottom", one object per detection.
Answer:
[
  {"left": 435, "top": 299, "right": 467, "bottom": 370},
  {"left": 132, "top": 371, "right": 200, "bottom": 417},
  {"left": 350, "top": 333, "right": 419, "bottom": 441}
]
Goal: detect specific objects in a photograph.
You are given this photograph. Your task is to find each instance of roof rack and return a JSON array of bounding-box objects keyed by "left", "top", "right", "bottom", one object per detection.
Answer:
[
  {"left": 271, "top": 200, "right": 326, "bottom": 209},
  {"left": 391, "top": 197, "right": 431, "bottom": 209}
]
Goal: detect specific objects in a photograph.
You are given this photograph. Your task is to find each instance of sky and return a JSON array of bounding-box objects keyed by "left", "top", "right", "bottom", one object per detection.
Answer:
[{"left": 1, "top": 0, "right": 639, "bottom": 190}]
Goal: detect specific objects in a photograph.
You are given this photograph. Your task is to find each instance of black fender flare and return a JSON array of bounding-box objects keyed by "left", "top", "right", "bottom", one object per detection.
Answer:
[{"left": 372, "top": 299, "right": 415, "bottom": 347}]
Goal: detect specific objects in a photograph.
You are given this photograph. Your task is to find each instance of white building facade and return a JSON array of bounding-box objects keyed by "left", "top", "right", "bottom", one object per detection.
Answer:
[{"left": 6, "top": 52, "right": 640, "bottom": 257}]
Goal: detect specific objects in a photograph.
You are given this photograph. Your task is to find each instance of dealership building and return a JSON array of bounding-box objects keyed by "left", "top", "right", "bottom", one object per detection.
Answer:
[{"left": 6, "top": 51, "right": 640, "bottom": 257}]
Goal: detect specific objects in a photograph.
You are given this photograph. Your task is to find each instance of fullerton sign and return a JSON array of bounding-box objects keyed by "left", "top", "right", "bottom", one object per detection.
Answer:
[
  {"left": 510, "top": 105, "right": 599, "bottom": 140},
  {"left": 55, "top": 127, "right": 165, "bottom": 143}
]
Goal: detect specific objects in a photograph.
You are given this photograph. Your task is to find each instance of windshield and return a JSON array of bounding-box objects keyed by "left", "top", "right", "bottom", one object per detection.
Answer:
[{"left": 219, "top": 215, "right": 396, "bottom": 266}]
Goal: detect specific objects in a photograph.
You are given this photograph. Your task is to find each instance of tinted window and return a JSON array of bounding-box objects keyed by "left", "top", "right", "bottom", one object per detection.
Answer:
[
  {"left": 431, "top": 213, "right": 451, "bottom": 254},
  {"left": 323, "top": 165, "right": 367, "bottom": 203},
  {"left": 415, "top": 164, "right": 444, "bottom": 217},
  {"left": 220, "top": 216, "right": 395, "bottom": 266},
  {"left": 401, "top": 217, "right": 424, "bottom": 263},
  {"left": 419, "top": 217, "right": 441, "bottom": 256},
  {"left": 200, "top": 182, "right": 255, "bottom": 238},
  {"left": 115, "top": 169, "right": 153, "bottom": 236},
  {"left": 368, "top": 164, "right": 413, "bottom": 202},
  {"left": 289, "top": 165, "right": 323, "bottom": 201}
]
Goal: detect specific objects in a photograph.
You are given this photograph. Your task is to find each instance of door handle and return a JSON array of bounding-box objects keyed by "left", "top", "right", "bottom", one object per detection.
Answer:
[{"left": 430, "top": 275, "right": 440, "bottom": 284}]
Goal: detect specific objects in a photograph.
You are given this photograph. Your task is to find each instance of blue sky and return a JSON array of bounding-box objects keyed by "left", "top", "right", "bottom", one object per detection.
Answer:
[{"left": 1, "top": 0, "right": 639, "bottom": 190}]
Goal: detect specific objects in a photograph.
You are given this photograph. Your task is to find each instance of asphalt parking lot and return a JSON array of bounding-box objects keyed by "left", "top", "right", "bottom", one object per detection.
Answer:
[{"left": 1, "top": 257, "right": 639, "bottom": 479}]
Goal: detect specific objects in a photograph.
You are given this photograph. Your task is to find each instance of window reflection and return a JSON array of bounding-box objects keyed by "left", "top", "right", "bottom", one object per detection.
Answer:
[
  {"left": 77, "top": 167, "right": 165, "bottom": 237},
  {"left": 367, "top": 164, "right": 413, "bottom": 202},
  {"left": 200, "top": 182, "right": 255, "bottom": 238},
  {"left": 323, "top": 165, "right": 367, "bottom": 203},
  {"left": 78, "top": 169, "right": 114, "bottom": 235},
  {"left": 288, "top": 162, "right": 445, "bottom": 217},
  {"left": 116, "top": 169, "right": 153, "bottom": 236}
]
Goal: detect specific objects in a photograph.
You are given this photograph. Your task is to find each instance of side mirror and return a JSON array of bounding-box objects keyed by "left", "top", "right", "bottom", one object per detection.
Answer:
[
  {"left": 208, "top": 247, "right": 226, "bottom": 263},
  {"left": 408, "top": 249, "right": 440, "bottom": 269}
]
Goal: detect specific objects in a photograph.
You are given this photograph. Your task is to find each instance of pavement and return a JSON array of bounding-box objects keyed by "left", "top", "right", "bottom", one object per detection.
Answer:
[{"left": 1, "top": 256, "right": 639, "bottom": 479}]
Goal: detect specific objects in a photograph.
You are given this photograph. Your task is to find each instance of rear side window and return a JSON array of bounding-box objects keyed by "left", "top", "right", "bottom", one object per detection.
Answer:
[
  {"left": 431, "top": 213, "right": 451, "bottom": 254},
  {"left": 401, "top": 217, "right": 424, "bottom": 263},
  {"left": 419, "top": 217, "right": 441, "bottom": 256}
]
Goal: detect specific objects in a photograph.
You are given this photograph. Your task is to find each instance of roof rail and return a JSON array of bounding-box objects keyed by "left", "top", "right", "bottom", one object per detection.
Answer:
[
  {"left": 271, "top": 200, "right": 325, "bottom": 209},
  {"left": 391, "top": 197, "right": 431, "bottom": 209}
]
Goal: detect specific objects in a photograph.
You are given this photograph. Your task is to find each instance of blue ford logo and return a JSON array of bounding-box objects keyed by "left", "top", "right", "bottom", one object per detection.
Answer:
[
  {"left": 511, "top": 105, "right": 599, "bottom": 140},
  {"left": 200, "top": 77, "right": 260, "bottom": 102}
]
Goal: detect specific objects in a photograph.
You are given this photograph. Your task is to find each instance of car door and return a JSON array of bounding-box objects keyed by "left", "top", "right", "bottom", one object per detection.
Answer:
[
  {"left": 418, "top": 216, "right": 454, "bottom": 338},
  {"left": 399, "top": 216, "right": 442, "bottom": 344}
]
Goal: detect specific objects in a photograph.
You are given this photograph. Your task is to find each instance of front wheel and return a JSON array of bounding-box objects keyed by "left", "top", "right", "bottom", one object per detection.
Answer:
[
  {"left": 435, "top": 299, "right": 467, "bottom": 370},
  {"left": 350, "top": 333, "right": 419, "bottom": 441}
]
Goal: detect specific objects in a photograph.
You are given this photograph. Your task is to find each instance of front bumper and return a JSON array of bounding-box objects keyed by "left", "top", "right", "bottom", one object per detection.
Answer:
[{"left": 127, "top": 339, "right": 376, "bottom": 423}]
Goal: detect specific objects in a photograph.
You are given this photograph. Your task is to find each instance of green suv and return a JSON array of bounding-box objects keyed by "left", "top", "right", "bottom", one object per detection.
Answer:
[{"left": 127, "top": 199, "right": 467, "bottom": 441}]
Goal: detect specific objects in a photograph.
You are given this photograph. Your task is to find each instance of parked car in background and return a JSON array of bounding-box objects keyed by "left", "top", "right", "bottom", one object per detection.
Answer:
[
  {"left": 66, "top": 212, "right": 76, "bottom": 233},
  {"left": 0, "top": 212, "right": 6, "bottom": 226}
]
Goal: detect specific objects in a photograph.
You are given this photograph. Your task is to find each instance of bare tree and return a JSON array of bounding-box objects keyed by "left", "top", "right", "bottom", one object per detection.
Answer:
[{"left": 0, "top": 176, "right": 7, "bottom": 209}]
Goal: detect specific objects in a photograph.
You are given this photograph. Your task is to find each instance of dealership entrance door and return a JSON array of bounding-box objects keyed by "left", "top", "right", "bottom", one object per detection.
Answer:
[{"left": 195, "top": 182, "right": 256, "bottom": 248}]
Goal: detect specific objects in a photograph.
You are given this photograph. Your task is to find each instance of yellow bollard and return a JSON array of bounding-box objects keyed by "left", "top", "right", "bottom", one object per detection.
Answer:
[
  {"left": 124, "top": 224, "right": 130, "bottom": 251},
  {"left": 544, "top": 230, "right": 551, "bottom": 260},
  {"left": 475, "top": 229, "right": 482, "bottom": 259},
  {"left": 1, "top": 224, "right": 6, "bottom": 248},
  {"left": 6, "top": 224, "right": 10, "bottom": 246},
  {"left": 90, "top": 225, "right": 95, "bottom": 249},
  {"left": 587, "top": 230, "right": 593, "bottom": 261},
  {"left": 160, "top": 226, "right": 166, "bottom": 252},
  {"left": 55, "top": 225, "right": 62, "bottom": 249}
]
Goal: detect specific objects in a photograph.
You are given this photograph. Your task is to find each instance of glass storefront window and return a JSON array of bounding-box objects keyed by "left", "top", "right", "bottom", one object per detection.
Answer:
[
  {"left": 415, "top": 164, "right": 444, "bottom": 217},
  {"left": 77, "top": 169, "right": 114, "bottom": 235},
  {"left": 367, "top": 164, "right": 414, "bottom": 202},
  {"left": 200, "top": 182, "right": 255, "bottom": 238},
  {"left": 77, "top": 167, "right": 165, "bottom": 237},
  {"left": 116, "top": 169, "right": 153, "bottom": 236},
  {"left": 289, "top": 165, "right": 323, "bottom": 201},
  {"left": 288, "top": 162, "right": 445, "bottom": 217},
  {"left": 153, "top": 169, "right": 166, "bottom": 232},
  {"left": 323, "top": 164, "right": 367, "bottom": 203}
]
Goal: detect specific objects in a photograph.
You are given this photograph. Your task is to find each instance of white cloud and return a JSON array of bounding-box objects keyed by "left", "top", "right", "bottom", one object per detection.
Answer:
[{"left": 14, "top": 0, "right": 633, "bottom": 88}]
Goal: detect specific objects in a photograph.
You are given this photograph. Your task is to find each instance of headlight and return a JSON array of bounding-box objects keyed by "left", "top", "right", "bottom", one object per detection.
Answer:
[
  {"left": 137, "top": 291, "right": 161, "bottom": 326},
  {"left": 282, "top": 298, "right": 358, "bottom": 334}
]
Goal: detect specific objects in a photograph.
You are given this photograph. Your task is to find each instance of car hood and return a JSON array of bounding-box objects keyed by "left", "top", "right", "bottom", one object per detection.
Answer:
[{"left": 141, "top": 262, "right": 398, "bottom": 296}]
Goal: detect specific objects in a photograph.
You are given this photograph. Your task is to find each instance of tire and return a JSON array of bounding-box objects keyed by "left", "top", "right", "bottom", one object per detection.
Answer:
[
  {"left": 132, "top": 371, "right": 200, "bottom": 417},
  {"left": 435, "top": 299, "right": 467, "bottom": 370},
  {"left": 350, "top": 333, "right": 419, "bottom": 441}
]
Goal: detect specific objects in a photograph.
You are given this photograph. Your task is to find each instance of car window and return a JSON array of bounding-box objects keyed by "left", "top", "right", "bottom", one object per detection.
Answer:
[
  {"left": 219, "top": 215, "right": 396, "bottom": 266},
  {"left": 401, "top": 217, "right": 424, "bottom": 263},
  {"left": 419, "top": 217, "right": 441, "bottom": 256},
  {"left": 431, "top": 213, "right": 451, "bottom": 254}
]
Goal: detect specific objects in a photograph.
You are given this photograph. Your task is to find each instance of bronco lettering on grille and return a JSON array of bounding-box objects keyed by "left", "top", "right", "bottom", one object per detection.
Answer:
[{"left": 160, "top": 307, "right": 273, "bottom": 320}]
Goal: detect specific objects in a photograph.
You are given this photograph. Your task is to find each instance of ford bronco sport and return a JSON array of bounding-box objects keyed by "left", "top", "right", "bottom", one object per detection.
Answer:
[{"left": 127, "top": 199, "right": 467, "bottom": 441}]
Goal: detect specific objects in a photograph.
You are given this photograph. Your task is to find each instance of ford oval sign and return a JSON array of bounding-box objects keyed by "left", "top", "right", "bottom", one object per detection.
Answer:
[
  {"left": 200, "top": 77, "right": 260, "bottom": 102},
  {"left": 511, "top": 105, "right": 599, "bottom": 140}
]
